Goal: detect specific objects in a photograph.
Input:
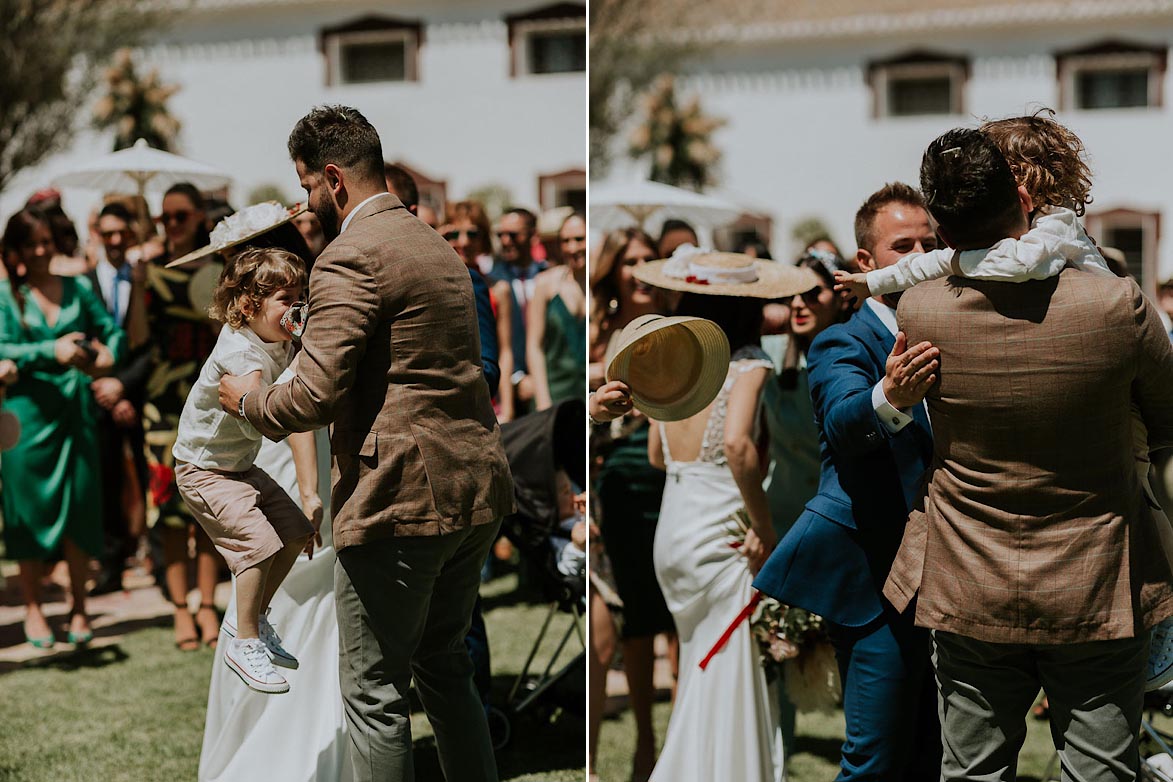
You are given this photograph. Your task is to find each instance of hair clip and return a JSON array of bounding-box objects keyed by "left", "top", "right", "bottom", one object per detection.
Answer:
[{"left": 942, "top": 146, "right": 963, "bottom": 160}]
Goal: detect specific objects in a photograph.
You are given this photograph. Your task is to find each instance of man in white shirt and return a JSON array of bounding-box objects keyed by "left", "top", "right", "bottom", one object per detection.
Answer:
[
  {"left": 754, "top": 183, "right": 942, "bottom": 781},
  {"left": 87, "top": 202, "right": 153, "bottom": 595}
]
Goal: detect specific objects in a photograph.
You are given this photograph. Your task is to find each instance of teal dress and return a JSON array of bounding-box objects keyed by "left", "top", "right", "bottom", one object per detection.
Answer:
[
  {"left": 0, "top": 277, "right": 126, "bottom": 559},
  {"left": 543, "top": 294, "right": 586, "bottom": 403}
]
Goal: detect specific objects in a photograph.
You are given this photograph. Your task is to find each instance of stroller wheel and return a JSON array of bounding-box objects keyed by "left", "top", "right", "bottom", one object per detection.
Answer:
[{"left": 488, "top": 705, "right": 511, "bottom": 751}]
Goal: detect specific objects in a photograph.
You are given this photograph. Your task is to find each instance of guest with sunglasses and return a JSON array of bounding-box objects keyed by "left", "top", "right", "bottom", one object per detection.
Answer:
[
  {"left": 140, "top": 182, "right": 229, "bottom": 651},
  {"left": 490, "top": 206, "right": 546, "bottom": 414},
  {"left": 440, "top": 200, "right": 517, "bottom": 421}
]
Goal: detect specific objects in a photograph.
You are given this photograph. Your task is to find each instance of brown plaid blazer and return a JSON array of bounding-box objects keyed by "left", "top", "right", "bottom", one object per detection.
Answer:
[
  {"left": 883, "top": 268, "right": 1173, "bottom": 643},
  {"left": 245, "top": 193, "right": 515, "bottom": 550}
]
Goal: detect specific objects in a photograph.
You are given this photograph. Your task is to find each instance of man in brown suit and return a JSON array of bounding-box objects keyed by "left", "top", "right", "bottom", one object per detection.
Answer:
[
  {"left": 219, "top": 105, "right": 514, "bottom": 782},
  {"left": 885, "top": 128, "right": 1173, "bottom": 779}
]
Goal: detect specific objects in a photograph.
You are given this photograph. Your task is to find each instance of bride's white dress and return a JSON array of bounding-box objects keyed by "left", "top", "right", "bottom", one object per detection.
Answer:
[
  {"left": 198, "top": 421, "right": 352, "bottom": 782},
  {"left": 650, "top": 347, "right": 784, "bottom": 782}
]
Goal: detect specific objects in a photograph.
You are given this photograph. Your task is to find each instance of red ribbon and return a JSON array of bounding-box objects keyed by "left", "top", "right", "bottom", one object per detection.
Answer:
[
  {"left": 699, "top": 591, "right": 763, "bottom": 671},
  {"left": 684, "top": 275, "right": 710, "bottom": 285}
]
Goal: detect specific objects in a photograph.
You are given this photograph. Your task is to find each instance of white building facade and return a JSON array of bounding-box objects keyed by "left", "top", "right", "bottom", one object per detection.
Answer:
[
  {"left": 1, "top": 0, "right": 585, "bottom": 228},
  {"left": 607, "top": 0, "right": 1173, "bottom": 296}
]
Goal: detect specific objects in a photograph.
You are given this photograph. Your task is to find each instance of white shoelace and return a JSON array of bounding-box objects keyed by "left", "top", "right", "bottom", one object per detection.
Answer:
[{"left": 240, "top": 640, "right": 277, "bottom": 675}]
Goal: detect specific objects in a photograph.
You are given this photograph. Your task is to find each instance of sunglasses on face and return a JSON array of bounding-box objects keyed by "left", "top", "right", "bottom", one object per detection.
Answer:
[
  {"left": 496, "top": 230, "right": 522, "bottom": 242},
  {"left": 787, "top": 286, "right": 826, "bottom": 305},
  {"left": 159, "top": 211, "right": 192, "bottom": 225},
  {"left": 443, "top": 229, "right": 481, "bottom": 242},
  {"left": 98, "top": 228, "right": 134, "bottom": 240},
  {"left": 561, "top": 235, "right": 586, "bottom": 244}
]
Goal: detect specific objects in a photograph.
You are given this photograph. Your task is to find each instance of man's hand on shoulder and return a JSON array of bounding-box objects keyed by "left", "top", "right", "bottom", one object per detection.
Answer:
[
  {"left": 883, "top": 331, "right": 939, "bottom": 410},
  {"left": 219, "top": 370, "right": 263, "bottom": 418}
]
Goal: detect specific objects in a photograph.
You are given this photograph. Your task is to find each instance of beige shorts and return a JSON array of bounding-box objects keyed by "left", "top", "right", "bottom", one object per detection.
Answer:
[{"left": 175, "top": 461, "right": 314, "bottom": 575}]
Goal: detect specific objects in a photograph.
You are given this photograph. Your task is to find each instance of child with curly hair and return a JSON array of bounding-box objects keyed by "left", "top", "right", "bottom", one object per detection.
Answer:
[
  {"left": 173, "top": 246, "right": 316, "bottom": 694},
  {"left": 834, "top": 109, "right": 1110, "bottom": 300}
]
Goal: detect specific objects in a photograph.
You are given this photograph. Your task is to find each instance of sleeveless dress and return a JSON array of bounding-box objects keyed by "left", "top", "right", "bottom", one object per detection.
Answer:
[
  {"left": 544, "top": 292, "right": 585, "bottom": 404},
  {"left": 650, "top": 346, "right": 784, "bottom": 782}
]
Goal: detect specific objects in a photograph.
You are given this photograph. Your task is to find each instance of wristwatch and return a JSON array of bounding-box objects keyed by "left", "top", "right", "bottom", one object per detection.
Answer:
[{"left": 238, "top": 390, "right": 249, "bottom": 421}]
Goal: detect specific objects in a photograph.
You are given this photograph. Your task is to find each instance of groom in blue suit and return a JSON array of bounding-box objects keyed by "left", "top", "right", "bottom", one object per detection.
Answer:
[{"left": 755, "top": 183, "right": 942, "bottom": 780}]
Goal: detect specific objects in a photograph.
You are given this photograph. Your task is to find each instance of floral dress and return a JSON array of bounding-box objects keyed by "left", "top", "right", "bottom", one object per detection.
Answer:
[{"left": 142, "top": 257, "right": 222, "bottom": 528}]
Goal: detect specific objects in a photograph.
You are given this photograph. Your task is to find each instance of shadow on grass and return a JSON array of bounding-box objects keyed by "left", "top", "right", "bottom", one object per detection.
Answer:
[
  {"left": 0, "top": 614, "right": 171, "bottom": 673},
  {"left": 791, "top": 733, "right": 844, "bottom": 762},
  {"left": 406, "top": 667, "right": 584, "bottom": 780},
  {"left": 0, "top": 643, "right": 130, "bottom": 674},
  {"left": 411, "top": 708, "right": 585, "bottom": 780}
]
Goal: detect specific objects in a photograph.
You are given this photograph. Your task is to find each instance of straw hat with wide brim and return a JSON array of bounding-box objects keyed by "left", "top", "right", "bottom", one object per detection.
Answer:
[
  {"left": 633, "top": 248, "right": 820, "bottom": 299},
  {"left": 606, "top": 314, "right": 731, "bottom": 422},
  {"left": 166, "top": 201, "right": 307, "bottom": 268}
]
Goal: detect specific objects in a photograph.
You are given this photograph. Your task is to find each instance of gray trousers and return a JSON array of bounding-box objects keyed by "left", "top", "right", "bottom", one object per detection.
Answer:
[
  {"left": 932, "top": 630, "right": 1147, "bottom": 782},
  {"left": 335, "top": 520, "right": 501, "bottom": 782}
]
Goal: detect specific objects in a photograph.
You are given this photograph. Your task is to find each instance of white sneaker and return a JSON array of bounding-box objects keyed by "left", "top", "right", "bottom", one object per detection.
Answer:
[
  {"left": 1148, "top": 617, "right": 1173, "bottom": 692},
  {"left": 259, "top": 612, "right": 299, "bottom": 670},
  {"left": 223, "top": 611, "right": 299, "bottom": 670},
  {"left": 224, "top": 637, "right": 289, "bottom": 694}
]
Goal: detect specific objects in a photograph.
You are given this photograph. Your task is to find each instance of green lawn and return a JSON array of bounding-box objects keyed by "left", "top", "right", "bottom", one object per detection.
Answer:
[
  {"left": 0, "top": 573, "right": 584, "bottom": 782},
  {"left": 597, "top": 695, "right": 1173, "bottom": 781}
]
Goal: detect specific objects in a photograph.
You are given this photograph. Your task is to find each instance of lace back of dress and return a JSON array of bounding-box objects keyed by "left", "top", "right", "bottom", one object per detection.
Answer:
[{"left": 659, "top": 345, "right": 774, "bottom": 467}]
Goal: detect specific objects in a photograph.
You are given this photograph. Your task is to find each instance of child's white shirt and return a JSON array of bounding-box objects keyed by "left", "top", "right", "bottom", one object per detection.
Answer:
[
  {"left": 865, "top": 206, "right": 1112, "bottom": 296},
  {"left": 173, "top": 325, "right": 292, "bottom": 472}
]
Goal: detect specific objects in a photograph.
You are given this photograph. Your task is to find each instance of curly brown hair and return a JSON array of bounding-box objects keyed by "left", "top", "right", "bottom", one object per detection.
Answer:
[
  {"left": 208, "top": 247, "right": 307, "bottom": 329},
  {"left": 980, "top": 109, "right": 1094, "bottom": 216}
]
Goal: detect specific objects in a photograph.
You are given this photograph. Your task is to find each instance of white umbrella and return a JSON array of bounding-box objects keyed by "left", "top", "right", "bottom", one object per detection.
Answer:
[
  {"left": 589, "top": 178, "right": 744, "bottom": 236},
  {"left": 52, "top": 138, "right": 231, "bottom": 195}
]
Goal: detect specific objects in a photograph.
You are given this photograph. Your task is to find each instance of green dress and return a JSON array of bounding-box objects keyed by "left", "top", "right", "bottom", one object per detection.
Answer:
[
  {"left": 0, "top": 277, "right": 126, "bottom": 559},
  {"left": 543, "top": 293, "right": 586, "bottom": 403}
]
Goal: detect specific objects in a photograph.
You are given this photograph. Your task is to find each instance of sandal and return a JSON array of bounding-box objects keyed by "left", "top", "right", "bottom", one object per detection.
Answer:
[
  {"left": 196, "top": 603, "right": 221, "bottom": 649},
  {"left": 173, "top": 602, "right": 200, "bottom": 652},
  {"left": 67, "top": 610, "right": 94, "bottom": 646}
]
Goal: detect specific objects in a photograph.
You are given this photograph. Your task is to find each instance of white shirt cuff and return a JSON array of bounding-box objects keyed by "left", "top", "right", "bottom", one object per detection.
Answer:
[{"left": 872, "top": 381, "right": 914, "bottom": 434}]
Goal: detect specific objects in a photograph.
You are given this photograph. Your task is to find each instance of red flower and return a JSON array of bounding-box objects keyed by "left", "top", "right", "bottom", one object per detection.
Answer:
[
  {"left": 149, "top": 463, "right": 176, "bottom": 507},
  {"left": 685, "top": 275, "right": 710, "bottom": 285}
]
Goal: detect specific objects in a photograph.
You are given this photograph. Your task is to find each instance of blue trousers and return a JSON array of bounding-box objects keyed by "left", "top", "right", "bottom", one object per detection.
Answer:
[{"left": 828, "top": 608, "right": 941, "bottom": 781}]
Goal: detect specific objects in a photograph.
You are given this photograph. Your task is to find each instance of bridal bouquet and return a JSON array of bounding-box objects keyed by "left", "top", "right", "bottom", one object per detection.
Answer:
[{"left": 720, "top": 509, "right": 841, "bottom": 712}]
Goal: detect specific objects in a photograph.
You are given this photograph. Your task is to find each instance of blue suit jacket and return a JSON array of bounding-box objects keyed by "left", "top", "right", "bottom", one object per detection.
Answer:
[
  {"left": 753, "top": 303, "right": 933, "bottom": 627},
  {"left": 469, "top": 269, "right": 500, "bottom": 397}
]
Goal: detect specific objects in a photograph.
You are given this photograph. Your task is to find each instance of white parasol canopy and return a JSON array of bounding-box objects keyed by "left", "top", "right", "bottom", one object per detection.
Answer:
[
  {"left": 589, "top": 178, "right": 744, "bottom": 236},
  {"left": 52, "top": 138, "right": 231, "bottom": 195}
]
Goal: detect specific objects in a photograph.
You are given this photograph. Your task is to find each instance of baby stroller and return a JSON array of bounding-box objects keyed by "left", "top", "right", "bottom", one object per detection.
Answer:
[{"left": 492, "top": 398, "right": 586, "bottom": 745}]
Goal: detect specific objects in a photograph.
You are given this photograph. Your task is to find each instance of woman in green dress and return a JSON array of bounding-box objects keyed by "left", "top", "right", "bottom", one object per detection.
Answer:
[
  {"left": 0, "top": 208, "right": 125, "bottom": 648},
  {"left": 528, "top": 211, "right": 586, "bottom": 409}
]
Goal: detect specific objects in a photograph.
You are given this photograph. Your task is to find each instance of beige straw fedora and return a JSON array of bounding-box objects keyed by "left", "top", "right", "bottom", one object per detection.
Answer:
[
  {"left": 606, "top": 314, "right": 730, "bottom": 422},
  {"left": 632, "top": 245, "right": 820, "bottom": 299},
  {"left": 166, "top": 201, "right": 307, "bottom": 268}
]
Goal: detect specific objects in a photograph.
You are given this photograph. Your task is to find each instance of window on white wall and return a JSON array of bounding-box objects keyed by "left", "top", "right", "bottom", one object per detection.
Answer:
[
  {"left": 321, "top": 16, "right": 422, "bottom": 85},
  {"left": 538, "top": 168, "right": 585, "bottom": 212},
  {"left": 1057, "top": 41, "right": 1166, "bottom": 111},
  {"left": 868, "top": 52, "right": 968, "bottom": 118},
  {"left": 506, "top": 3, "right": 586, "bottom": 77},
  {"left": 1086, "top": 209, "right": 1161, "bottom": 295}
]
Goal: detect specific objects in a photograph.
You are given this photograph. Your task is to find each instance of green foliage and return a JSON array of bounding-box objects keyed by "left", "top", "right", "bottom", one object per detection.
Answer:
[
  {"left": 0, "top": 1, "right": 169, "bottom": 191},
  {"left": 791, "top": 217, "right": 837, "bottom": 251},
  {"left": 246, "top": 184, "right": 289, "bottom": 206},
  {"left": 92, "top": 48, "right": 182, "bottom": 152},
  {"left": 464, "top": 183, "right": 515, "bottom": 221},
  {"left": 588, "top": 0, "right": 698, "bottom": 177},
  {"left": 627, "top": 75, "right": 725, "bottom": 191}
]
